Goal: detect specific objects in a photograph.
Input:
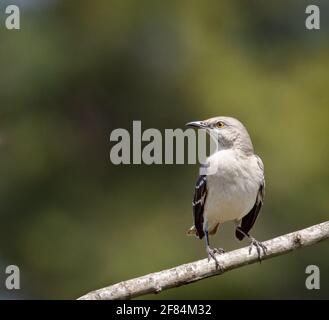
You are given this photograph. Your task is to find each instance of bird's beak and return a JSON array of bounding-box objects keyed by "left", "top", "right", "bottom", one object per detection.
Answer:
[{"left": 185, "top": 121, "right": 206, "bottom": 129}]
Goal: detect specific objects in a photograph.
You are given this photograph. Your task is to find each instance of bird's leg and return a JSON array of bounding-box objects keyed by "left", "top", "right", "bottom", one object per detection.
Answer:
[
  {"left": 204, "top": 225, "right": 224, "bottom": 268},
  {"left": 236, "top": 227, "right": 267, "bottom": 262},
  {"left": 249, "top": 237, "right": 267, "bottom": 263}
]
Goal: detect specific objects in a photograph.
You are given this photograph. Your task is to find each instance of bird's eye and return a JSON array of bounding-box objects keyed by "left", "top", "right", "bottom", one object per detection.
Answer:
[{"left": 216, "top": 121, "right": 224, "bottom": 128}]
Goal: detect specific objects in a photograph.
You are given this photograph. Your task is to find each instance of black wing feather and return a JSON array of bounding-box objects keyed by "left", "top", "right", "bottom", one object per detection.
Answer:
[
  {"left": 192, "top": 175, "right": 207, "bottom": 239},
  {"left": 235, "top": 183, "right": 264, "bottom": 241}
]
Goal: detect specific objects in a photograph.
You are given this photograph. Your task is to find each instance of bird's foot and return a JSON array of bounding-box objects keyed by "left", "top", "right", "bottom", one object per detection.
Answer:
[
  {"left": 248, "top": 237, "right": 267, "bottom": 262},
  {"left": 206, "top": 246, "right": 225, "bottom": 268}
]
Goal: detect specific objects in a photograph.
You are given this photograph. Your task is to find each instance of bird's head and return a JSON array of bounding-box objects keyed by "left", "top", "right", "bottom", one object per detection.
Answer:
[{"left": 186, "top": 116, "right": 254, "bottom": 154}]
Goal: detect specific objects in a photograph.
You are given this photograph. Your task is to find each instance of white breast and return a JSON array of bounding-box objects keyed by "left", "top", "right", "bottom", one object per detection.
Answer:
[{"left": 204, "top": 150, "right": 263, "bottom": 228}]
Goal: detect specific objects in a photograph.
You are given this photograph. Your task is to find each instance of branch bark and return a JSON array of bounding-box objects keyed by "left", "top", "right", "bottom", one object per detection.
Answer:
[{"left": 78, "top": 221, "right": 329, "bottom": 300}]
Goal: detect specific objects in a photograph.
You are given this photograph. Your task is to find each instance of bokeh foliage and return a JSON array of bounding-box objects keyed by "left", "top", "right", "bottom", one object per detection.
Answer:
[{"left": 0, "top": 0, "right": 328, "bottom": 299}]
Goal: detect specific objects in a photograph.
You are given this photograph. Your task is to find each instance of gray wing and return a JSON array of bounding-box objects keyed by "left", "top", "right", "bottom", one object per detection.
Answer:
[
  {"left": 235, "top": 156, "right": 265, "bottom": 241},
  {"left": 192, "top": 175, "right": 207, "bottom": 239}
]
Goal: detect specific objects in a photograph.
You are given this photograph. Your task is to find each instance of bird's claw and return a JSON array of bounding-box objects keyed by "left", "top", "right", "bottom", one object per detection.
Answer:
[
  {"left": 249, "top": 237, "right": 267, "bottom": 262},
  {"left": 207, "top": 247, "right": 225, "bottom": 269}
]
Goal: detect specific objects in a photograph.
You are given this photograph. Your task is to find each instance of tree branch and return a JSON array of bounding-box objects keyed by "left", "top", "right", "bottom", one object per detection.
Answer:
[{"left": 78, "top": 221, "right": 329, "bottom": 300}]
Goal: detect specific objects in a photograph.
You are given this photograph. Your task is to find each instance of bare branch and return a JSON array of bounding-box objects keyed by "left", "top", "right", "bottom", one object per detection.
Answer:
[{"left": 78, "top": 221, "right": 329, "bottom": 300}]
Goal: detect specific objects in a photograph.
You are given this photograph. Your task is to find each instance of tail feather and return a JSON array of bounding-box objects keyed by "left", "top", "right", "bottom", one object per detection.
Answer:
[{"left": 235, "top": 228, "right": 245, "bottom": 241}]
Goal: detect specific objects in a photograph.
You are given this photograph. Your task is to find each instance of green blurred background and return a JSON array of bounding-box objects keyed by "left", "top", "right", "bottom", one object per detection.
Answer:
[{"left": 0, "top": 0, "right": 328, "bottom": 299}]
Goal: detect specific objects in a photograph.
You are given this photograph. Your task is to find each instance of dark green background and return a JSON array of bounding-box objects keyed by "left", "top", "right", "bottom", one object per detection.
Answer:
[{"left": 0, "top": 0, "right": 328, "bottom": 299}]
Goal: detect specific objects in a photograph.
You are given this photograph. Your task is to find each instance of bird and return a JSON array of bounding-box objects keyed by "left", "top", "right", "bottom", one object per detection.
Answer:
[{"left": 186, "top": 116, "right": 266, "bottom": 265}]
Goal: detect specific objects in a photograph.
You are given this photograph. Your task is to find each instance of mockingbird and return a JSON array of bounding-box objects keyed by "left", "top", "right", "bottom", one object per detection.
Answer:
[{"left": 186, "top": 116, "right": 266, "bottom": 265}]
